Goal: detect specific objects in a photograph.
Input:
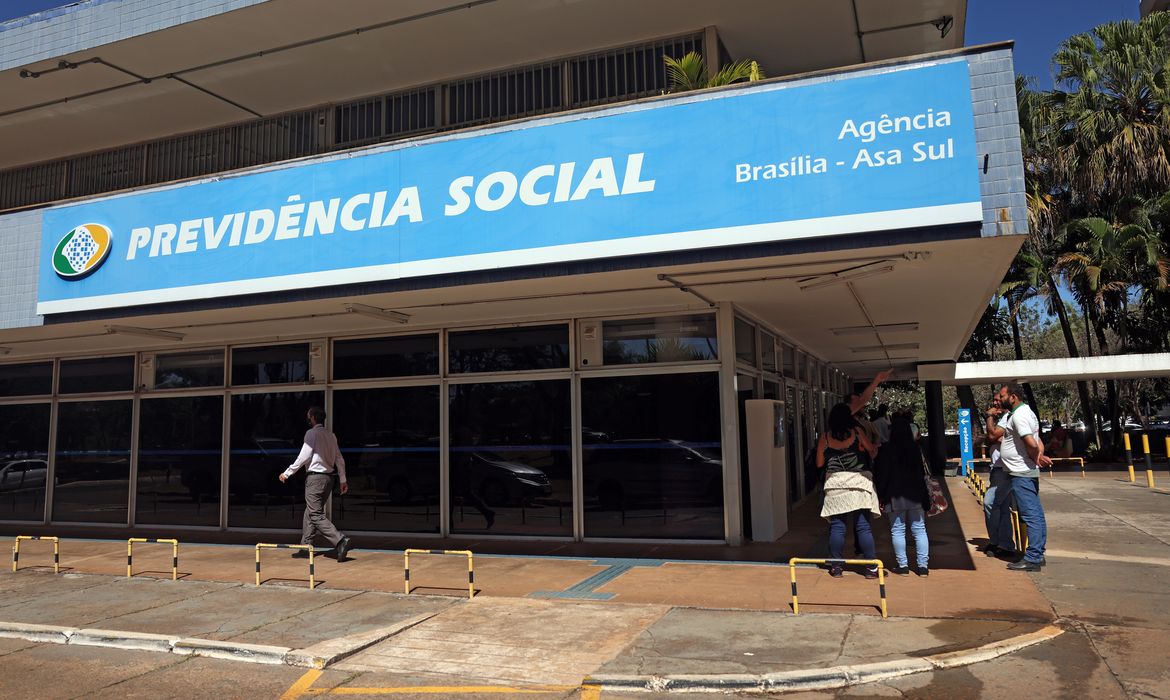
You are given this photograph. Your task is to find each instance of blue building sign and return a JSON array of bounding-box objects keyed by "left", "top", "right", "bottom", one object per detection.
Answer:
[
  {"left": 38, "top": 60, "right": 981, "bottom": 314},
  {"left": 958, "top": 408, "right": 974, "bottom": 475}
]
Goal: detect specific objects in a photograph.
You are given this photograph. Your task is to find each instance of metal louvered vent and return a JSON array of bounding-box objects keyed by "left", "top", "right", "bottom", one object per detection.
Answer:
[
  {"left": 570, "top": 33, "right": 703, "bottom": 107},
  {"left": 446, "top": 63, "right": 562, "bottom": 129}
]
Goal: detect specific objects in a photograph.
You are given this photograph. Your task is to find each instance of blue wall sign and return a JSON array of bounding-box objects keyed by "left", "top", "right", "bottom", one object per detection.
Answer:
[
  {"left": 958, "top": 408, "right": 974, "bottom": 475},
  {"left": 38, "top": 60, "right": 981, "bottom": 314}
]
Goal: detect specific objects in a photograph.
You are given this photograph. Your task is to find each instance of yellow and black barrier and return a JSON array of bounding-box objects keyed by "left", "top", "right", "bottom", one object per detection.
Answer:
[
  {"left": 1125, "top": 433, "right": 1136, "bottom": 483},
  {"left": 127, "top": 538, "right": 179, "bottom": 581},
  {"left": 788, "top": 558, "right": 887, "bottom": 618},
  {"left": 255, "top": 543, "right": 315, "bottom": 589},
  {"left": 1010, "top": 506, "right": 1029, "bottom": 553},
  {"left": 1056, "top": 457, "right": 1086, "bottom": 478},
  {"left": 1142, "top": 434, "right": 1156, "bottom": 488},
  {"left": 12, "top": 535, "right": 59, "bottom": 573},
  {"left": 403, "top": 548, "right": 475, "bottom": 599}
]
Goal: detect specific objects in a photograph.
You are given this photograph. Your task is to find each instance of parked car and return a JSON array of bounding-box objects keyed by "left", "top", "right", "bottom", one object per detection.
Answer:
[
  {"left": 584, "top": 438, "right": 722, "bottom": 510},
  {"left": 0, "top": 459, "right": 47, "bottom": 491},
  {"left": 362, "top": 436, "right": 553, "bottom": 507},
  {"left": 181, "top": 437, "right": 299, "bottom": 502}
]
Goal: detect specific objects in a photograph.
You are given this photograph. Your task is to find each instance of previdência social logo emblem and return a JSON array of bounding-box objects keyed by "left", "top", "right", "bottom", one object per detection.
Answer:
[{"left": 52, "top": 224, "right": 112, "bottom": 280}]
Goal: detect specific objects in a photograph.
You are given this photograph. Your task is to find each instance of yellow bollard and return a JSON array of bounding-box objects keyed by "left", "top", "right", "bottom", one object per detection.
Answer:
[
  {"left": 1144, "top": 434, "right": 1156, "bottom": 488},
  {"left": 1125, "top": 432, "right": 1135, "bottom": 483}
]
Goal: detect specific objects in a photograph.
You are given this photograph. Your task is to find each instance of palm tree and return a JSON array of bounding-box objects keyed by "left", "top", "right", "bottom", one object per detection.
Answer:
[
  {"left": 663, "top": 52, "right": 764, "bottom": 92},
  {"left": 1015, "top": 76, "right": 1100, "bottom": 443},
  {"left": 1049, "top": 14, "right": 1170, "bottom": 211}
]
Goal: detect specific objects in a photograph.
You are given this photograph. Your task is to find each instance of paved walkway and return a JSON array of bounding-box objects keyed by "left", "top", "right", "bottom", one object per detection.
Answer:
[
  {"left": 0, "top": 477, "right": 1055, "bottom": 621},
  {"left": 2, "top": 473, "right": 1166, "bottom": 696}
]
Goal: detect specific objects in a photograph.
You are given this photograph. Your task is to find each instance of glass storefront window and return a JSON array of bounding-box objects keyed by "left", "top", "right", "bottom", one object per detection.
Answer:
[
  {"left": 59, "top": 356, "right": 134, "bottom": 394},
  {"left": 782, "top": 344, "right": 795, "bottom": 379},
  {"left": 227, "top": 390, "right": 324, "bottom": 528},
  {"left": 448, "top": 325, "right": 569, "bottom": 373},
  {"left": 601, "top": 314, "right": 717, "bottom": 365},
  {"left": 734, "top": 318, "right": 756, "bottom": 366},
  {"left": 0, "top": 403, "right": 50, "bottom": 520},
  {"left": 448, "top": 380, "right": 571, "bottom": 536},
  {"left": 761, "top": 333, "right": 778, "bottom": 373},
  {"left": 0, "top": 362, "right": 52, "bottom": 397},
  {"left": 52, "top": 400, "right": 132, "bottom": 523},
  {"left": 333, "top": 335, "right": 439, "bottom": 380},
  {"left": 332, "top": 386, "right": 440, "bottom": 533},
  {"left": 581, "top": 372, "right": 723, "bottom": 539},
  {"left": 136, "top": 396, "right": 224, "bottom": 526},
  {"left": 231, "top": 344, "right": 310, "bottom": 386},
  {"left": 153, "top": 350, "right": 225, "bottom": 389}
]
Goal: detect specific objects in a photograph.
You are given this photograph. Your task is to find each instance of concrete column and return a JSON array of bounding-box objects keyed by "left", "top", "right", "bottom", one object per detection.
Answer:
[
  {"left": 924, "top": 380, "right": 947, "bottom": 475},
  {"left": 716, "top": 302, "right": 743, "bottom": 546}
]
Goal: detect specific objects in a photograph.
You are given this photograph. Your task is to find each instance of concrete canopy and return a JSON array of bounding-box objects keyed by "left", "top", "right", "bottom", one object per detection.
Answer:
[
  {"left": 918, "top": 353, "right": 1170, "bottom": 385},
  {"left": 2, "top": 231, "right": 1020, "bottom": 381},
  {"left": 0, "top": 0, "right": 966, "bottom": 170}
]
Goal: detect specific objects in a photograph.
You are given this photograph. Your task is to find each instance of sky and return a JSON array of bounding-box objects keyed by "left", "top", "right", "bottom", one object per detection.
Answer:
[
  {"left": 966, "top": 0, "right": 1139, "bottom": 87},
  {"left": 0, "top": 0, "right": 76, "bottom": 24}
]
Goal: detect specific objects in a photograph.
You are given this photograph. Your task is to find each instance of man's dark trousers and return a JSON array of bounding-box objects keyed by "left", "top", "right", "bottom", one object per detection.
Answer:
[{"left": 302, "top": 473, "right": 344, "bottom": 547}]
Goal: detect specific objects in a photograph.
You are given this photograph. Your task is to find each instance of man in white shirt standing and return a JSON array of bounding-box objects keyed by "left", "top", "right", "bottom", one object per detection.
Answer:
[
  {"left": 995, "top": 383, "right": 1051, "bottom": 571},
  {"left": 279, "top": 406, "right": 352, "bottom": 561}
]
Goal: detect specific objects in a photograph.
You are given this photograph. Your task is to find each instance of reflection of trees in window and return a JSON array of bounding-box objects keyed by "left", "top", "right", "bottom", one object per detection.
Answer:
[
  {"left": 231, "top": 345, "right": 309, "bottom": 385},
  {"left": 58, "top": 401, "right": 132, "bottom": 454},
  {"left": 601, "top": 315, "right": 717, "bottom": 365},
  {"left": 448, "top": 327, "right": 569, "bottom": 373},
  {"left": 0, "top": 404, "right": 50, "bottom": 459},
  {"left": 333, "top": 336, "right": 439, "bottom": 380},
  {"left": 604, "top": 337, "right": 714, "bottom": 364}
]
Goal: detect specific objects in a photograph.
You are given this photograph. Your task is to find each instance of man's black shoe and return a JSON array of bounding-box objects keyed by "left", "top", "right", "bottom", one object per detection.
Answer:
[
  {"left": 1007, "top": 559, "right": 1042, "bottom": 572},
  {"left": 335, "top": 536, "right": 352, "bottom": 561},
  {"left": 291, "top": 549, "right": 310, "bottom": 559},
  {"left": 890, "top": 565, "right": 910, "bottom": 575}
]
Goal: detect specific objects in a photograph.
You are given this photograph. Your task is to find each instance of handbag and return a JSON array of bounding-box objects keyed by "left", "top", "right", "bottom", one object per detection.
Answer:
[{"left": 921, "top": 455, "right": 948, "bottom": 517}]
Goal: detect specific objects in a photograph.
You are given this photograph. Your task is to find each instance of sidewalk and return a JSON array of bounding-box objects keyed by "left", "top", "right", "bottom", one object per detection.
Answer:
[{"left": 0, "top": 476, "right": 1067, "bottom": 690}]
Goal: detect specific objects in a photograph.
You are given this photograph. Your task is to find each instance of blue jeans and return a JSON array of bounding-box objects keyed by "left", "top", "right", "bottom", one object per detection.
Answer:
[
  {"left": 829, "top": 511, "right": 876, "bottom": 561},
  {"left": 890, "top": 508, "right": 929, "bottom": 568},
  {"left": 1011, "top": 476, "right": 1047, "bottom": 563},
  {"left": 984, "top": 468, "right": 1016, "bottom": 551}
]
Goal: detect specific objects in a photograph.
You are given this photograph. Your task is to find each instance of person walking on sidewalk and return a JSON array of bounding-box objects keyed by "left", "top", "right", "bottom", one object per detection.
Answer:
[
  {"left": 873, "top": 417, "right": 931, "bottom": 576},
  {"left": 279, "top": 406, "right": 352, "bottom": 561},
  {"left": 980, "top": 402, "right": 1017, "bottom": 560},
  {"left": 995, "top": 384, "right": 1051, "bottom": 571},
  {"left": 817, "top": 402, "right": 881, "bottom": 579}
]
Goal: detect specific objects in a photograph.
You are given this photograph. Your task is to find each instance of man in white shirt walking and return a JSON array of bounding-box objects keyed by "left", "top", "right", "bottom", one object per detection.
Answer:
[
  {"left": 279, "top": 406, "right": 352, "bottom": 561},
  {"left": 995, "top": 384, "right": 1051, "bottom": 571}
]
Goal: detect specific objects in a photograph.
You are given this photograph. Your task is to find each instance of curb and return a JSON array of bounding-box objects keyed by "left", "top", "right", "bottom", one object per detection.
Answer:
[
  {"left": 584, "top": 624, "right": 1065, "bottom": 693},
  {"left": 0, "top": 612, "right": 440, "bottom": 669},
  {"left": 174, "top": 638, "right": 292, "bottom": 665},
  {"left": 0, "top": 622, "right": 75, "bottom": 644},
  {"left": 71, "top": 628, "right": 177, "bottom": 653},
  {"left": 285, "top": 610, "right": 442, "bottom": 669}
]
